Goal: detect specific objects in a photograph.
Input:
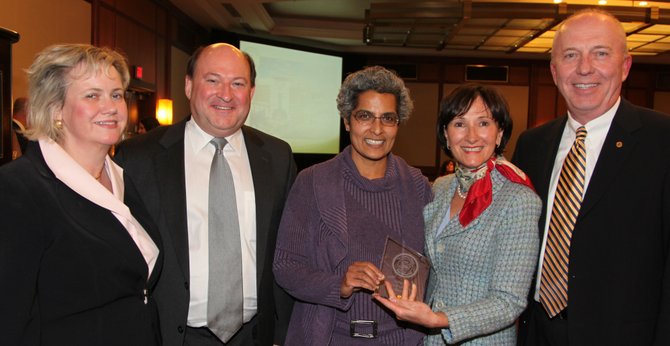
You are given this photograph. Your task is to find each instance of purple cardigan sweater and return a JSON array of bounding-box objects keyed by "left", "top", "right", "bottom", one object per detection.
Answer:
[{"left": 273, "top": 147, "right": 432, "bottom": 345}]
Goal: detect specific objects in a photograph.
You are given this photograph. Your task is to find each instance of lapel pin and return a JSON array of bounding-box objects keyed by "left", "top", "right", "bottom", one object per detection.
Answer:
[{"left": 615, "top": 141, "right": 623, "bottom": 148}]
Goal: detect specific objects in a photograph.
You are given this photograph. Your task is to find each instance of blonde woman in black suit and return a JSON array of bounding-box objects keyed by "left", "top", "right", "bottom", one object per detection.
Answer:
[{"left": 0, "top": 44, "right": 161, "bottom": 345}]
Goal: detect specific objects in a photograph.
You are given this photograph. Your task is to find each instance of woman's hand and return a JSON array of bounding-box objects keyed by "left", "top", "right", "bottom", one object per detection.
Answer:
[
  {"left": 340, "top": 261, "right": 385, "bottom": 298},
  {"left": 373, "top": 280, "right": 449, "bottom": 329}
]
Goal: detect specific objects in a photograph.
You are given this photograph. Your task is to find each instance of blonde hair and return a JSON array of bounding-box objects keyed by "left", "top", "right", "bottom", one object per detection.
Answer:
[{"left": 24, "top": 44, "right": 130, "bottom": 142}]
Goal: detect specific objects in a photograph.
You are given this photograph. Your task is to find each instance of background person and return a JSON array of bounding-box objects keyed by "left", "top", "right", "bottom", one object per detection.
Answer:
[
  {"left": 513, "top": 8, "right": 670, "bottom": 345},
  {"left": 0, "top": 44, "right": 161, "bottom": 345},
  {"left": 115, "top": 43, "right": 296, "bottom": 346},
  {"left": 439, "top": 159, "right": 455, "bottom": 176},
  {"left": 138, "top": 116, "right": 160, "bottom": 134},
  {"left": 273, "top": 66, "right": 432, "bottom": 345},
  {"left": 11, "top": 97, "right": 29, "bottom": 157},
  {"left": 375, "top": 84, "right": 540, "bottom": 345}
]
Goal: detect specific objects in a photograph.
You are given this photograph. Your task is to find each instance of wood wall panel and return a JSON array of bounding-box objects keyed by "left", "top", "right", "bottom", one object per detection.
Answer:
[
  {"left": 0, "top": 29, "right": 20, "bottom": 165},
  {"left": 495, "top": 85, "right": 530, "bottom": 158},
  {"left": 116, "top": 15, "right": 157, "bottom": 85},
  {"left": 417, "top": 63, "right": 440, "bottom": 82},
  {"left": 156, "top": 5, "right": 167, "bottom": 37},
  {"left": 393, "top": 82, "right": 439, "bottom": 168},
  {"left": 116, "top": 0, "right": 156, "bottom": 31},
  {"left": 532, "top": 85, "right": 559, "bottom": 126},
  {"left": 155, "top": 36, "right": 167, "bottom": 98},
  {"left": 626, "top": 68, "right": 651, "bottom": 88},
  {"left": 98, "top": 6, "right": 116, "bottom": 49},
  {"left": 557, "top": 94, "right": 567, "bottom": 118},
  {"left": 535, "top": 65, "right": 555, "bottom": 84},
  {"left": 624, "top": 88, "right": 648, "bottom": 108},
  {"left": 654, "top": 91, "right": 670, "bottom": 114},
  {"left": 508, "top": 66, "right": 529, "bottom": 85},
  {"left": 444, "top": 64, "right": 464, "bottom": 83}
]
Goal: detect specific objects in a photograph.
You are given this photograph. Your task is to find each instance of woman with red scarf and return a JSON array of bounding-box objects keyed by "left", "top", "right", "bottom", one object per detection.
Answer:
[{"left": 375, "top": 84, "right": 541, "bottom": 345}]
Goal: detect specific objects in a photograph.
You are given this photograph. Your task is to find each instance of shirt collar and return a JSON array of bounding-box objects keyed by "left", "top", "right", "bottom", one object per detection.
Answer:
[
  {"left": 567, "top": 97, "right": 620, "bottom": 134},
  {"left": 185, "top": 118, "right": 244, "bottom": 154},
  {"left": 38, "top": 137, "right": 127, "bottom": 217}
]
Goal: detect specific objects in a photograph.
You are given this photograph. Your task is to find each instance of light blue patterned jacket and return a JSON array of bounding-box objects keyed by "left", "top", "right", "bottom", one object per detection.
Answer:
[{"left": 424, "top": 169, "right": 541, "bottom": 345}]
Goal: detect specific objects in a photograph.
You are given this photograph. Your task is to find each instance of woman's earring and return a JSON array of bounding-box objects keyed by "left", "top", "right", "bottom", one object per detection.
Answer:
[{"left": 55, "top": 119, "right": 63, "bottom": 129}]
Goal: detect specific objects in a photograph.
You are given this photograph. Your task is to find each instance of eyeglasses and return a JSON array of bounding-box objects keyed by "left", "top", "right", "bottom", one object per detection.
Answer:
[{"left": 352, "top": 111, "right": 400, "bottom": 127}]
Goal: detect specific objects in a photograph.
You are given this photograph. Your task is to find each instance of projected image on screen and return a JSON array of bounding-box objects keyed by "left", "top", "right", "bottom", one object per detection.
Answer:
[{"left": 240, "top": 41, "right": 342, "bottom": 154}]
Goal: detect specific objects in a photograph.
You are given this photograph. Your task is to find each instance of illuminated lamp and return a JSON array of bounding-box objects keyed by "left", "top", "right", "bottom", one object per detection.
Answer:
[{"left": 156, "top": 98, "right": 173, "bottom": 125}]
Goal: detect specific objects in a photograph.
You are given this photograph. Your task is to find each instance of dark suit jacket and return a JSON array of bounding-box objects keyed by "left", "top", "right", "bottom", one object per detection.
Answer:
[
  {"left": 512, "top": 99, "right": 670, "bottom": 346},
  {"left": 114, "top": 118, "right": 297, "bottom": 346},
  {"left": 0, "top": 142, "right": 162, "bottom": 346}
]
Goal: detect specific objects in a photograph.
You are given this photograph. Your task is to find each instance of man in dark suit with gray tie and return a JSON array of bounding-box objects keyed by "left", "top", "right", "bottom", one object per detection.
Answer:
[
  {"left": 115, "top": 43, "right": 295, "bottom": 346},
  {"left": 512, "top": 9, "right": 670, "bottom": 346}
]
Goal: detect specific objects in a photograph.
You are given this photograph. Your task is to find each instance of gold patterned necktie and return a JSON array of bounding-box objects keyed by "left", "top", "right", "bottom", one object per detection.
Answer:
[{"left": 540, "top": 126, "right": 587, "bottom": 318}]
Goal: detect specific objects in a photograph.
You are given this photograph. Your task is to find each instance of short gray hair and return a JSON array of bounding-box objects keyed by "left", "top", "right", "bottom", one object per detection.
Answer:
[{"left": 336, "top": 66, "right": 413, "bottom": 124}]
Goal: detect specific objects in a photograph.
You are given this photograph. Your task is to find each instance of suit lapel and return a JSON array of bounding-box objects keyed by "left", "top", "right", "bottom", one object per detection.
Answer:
[
  {"left": 243, "top": 126, "right": 275, "bottom": 284},
  {"left": 28, "top": 145, "right": 148, "bottom": 277},
  {"left": 55, "top": 172, "right": 148, "bottom": 277},
  {"left": 155, "top": 120, "right": 190, "bottom": 280},
  {"left": 527, "top": 117, "right": 568, "bottom": 235},
  {"left": 124, "top": 172, "right": 164, "bottom": 285},
  {"left": 579, "top": 100, "right": 640, "bottom": 217},
  {"left": 536, "top": 118, "right": 567, "bottom": 203}
]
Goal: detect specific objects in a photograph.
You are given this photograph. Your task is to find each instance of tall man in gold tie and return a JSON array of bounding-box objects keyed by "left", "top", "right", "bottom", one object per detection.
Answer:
[{"left": 513, "top": 9, "right": 670, "bottom": 346}]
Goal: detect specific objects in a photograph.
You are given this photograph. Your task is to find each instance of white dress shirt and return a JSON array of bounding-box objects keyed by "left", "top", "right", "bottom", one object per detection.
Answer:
[
  {"left": 533, "top": 98, "right": 620, "bottom": 301},
  {"left": 183, "top": 119, "right": 257, "bottom": 327}
]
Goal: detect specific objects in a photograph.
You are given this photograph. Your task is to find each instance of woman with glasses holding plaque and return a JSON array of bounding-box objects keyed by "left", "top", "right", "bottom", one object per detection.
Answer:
[
  {"left": 375, "top": 84, "right": 540, "bottom": 345},
  {"left": 273, "top": 66, "right": 432, "bottom": 345}
]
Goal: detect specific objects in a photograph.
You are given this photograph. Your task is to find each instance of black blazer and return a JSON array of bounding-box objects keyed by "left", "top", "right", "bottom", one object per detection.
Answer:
[
  {"left": 512, "top": 99, "right": 670, "bottom": 346},
  {"left": 0, "top": 142, "right": 162, "bottom": 346},
  {"left": 114, "top": 118, "right": 297, "bottom": 346}
]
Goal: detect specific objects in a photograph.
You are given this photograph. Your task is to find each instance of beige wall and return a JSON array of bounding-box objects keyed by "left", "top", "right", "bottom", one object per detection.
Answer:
[
  {"left": 0, "top": 0, "right": 90, "bottom": 101},
  {"left": 393, "top": 82, "right": 440, "bottom": 167}
]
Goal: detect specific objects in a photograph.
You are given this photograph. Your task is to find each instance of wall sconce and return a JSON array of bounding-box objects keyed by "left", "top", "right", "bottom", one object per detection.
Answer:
[{"left": 156, "top": 98, "right": 173, "bottom": 125}]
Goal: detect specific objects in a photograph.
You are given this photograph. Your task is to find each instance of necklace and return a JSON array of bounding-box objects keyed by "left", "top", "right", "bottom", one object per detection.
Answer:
[
  {"left": 456, "top": 185, "right": 468, "bottom": 199},
  {"left": 94, "top": 169, "right": 103, "bottom": 181}
]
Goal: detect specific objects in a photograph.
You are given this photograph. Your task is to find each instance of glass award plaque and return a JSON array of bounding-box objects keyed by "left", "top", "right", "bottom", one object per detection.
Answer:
[{"left": 378, "top": 236, "right": 430, "bottom": 301}]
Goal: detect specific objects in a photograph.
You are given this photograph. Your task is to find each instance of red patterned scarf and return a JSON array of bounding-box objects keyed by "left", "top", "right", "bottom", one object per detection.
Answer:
[{"left": 458, "top": 156, "right": 535, "bottom": 226}]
